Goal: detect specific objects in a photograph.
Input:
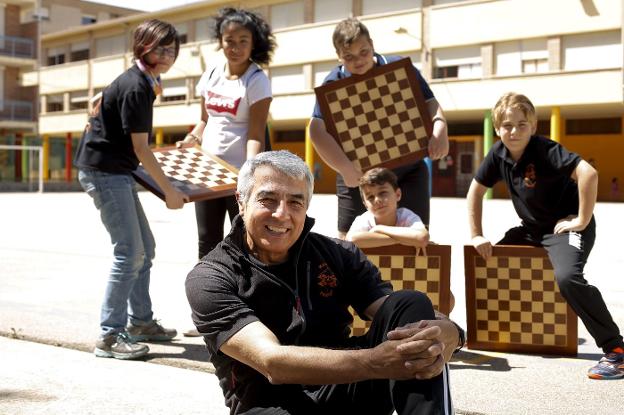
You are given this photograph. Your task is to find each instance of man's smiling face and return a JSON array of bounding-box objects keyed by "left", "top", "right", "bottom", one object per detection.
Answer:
[{"left": 239, "top": 165, "right": 308, "bottom": 265}]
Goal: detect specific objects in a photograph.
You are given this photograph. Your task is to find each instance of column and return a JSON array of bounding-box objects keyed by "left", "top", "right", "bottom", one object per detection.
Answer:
[
  {"left": 483, "top": 110, "right": 494, "bottom": 200},
  {"left": 155, "top": 128, "right": 164, "bottom": 148},
  {"left": 305, "top": 119, "right": 314, "bottom": 174},
  {"left": 14, "top": 133, "right": 21, "bottom": 181},
  {"left": 42, "top": 135, "right": 50, "bottom": 181},
  {"left": 65, "top": 132, "right": 72, "bottom": 182},
  {"left": 18, "top": 133, "right": 27, "bottom": 182},
  {"left": 550, "top": 106, "right": 561, "bottom": 143}
]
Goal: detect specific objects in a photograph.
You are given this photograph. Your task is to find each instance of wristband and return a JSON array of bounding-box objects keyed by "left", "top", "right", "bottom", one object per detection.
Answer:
[
  {"left": 432, "top": 116, "right": 447, "bottom": 125},
  {"left": 451, "top": 321, "right": 466, "bottom": 354},
  {"left": 186, "top": 133, "right": 201, "bottom": 143}
]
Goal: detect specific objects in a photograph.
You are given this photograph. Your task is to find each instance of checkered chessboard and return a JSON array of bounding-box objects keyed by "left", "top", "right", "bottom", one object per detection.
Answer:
[
  {"left": 132, "top": 146, "right": 238, "bottom": 203},
  {"left": 350, "top": 244, "right": 451, "bottom": 336},
  {"left": 314, "top": 58, "right": 432, "bottom": 172},
  {"left": 464, "top": 245, "right": 577, "bottom": 356}
]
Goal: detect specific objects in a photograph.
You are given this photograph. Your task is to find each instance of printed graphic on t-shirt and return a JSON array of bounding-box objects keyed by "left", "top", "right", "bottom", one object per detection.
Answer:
[
  {"left": 523, "top": 163, "right": 537, "bottom": 188},
  {"left": 205, "top": 91, "right": 241, "bottom": 116}
]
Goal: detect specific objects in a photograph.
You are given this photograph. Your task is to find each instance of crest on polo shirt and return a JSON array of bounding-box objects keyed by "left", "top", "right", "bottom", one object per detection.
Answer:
[
  {"left": 523, "top": 163, "right": 537, "bottom": 188},
  {"left": 317, "top": 263, "right": 338, "bottom": 298},
  {"left": 205, "top": 91, "right": 241, "bottom": 116}
]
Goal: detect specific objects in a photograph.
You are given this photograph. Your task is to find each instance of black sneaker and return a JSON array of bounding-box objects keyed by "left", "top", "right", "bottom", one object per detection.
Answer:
[
  {"left": 94, "top": 332, "right": 149, "bottom": 360},
  {"left": 126, "top": 319, "right": 177, "bottom": 342}
]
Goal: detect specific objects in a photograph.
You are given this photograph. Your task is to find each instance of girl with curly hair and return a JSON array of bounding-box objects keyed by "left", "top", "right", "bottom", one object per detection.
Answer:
[{"left": 179, "top": 8, "right": 276, "bottom": 261}]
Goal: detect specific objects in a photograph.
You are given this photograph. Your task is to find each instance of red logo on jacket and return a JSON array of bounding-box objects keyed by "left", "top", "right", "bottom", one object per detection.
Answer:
[
  {"left": 317, "top": 263, "right": 337, "bottom": 298},
  {"left": 205, "top": 91, "right": 241, "bottom": 116}
]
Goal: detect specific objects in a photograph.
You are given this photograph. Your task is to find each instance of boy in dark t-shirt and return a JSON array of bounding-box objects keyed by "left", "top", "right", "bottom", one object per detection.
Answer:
[{"left": 467, "top": 92, "right": 624, "bottom": 380}]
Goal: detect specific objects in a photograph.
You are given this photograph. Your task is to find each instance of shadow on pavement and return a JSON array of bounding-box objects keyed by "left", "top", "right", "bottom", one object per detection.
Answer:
[{"left": 449, "top": 350, "right": 512, "bottom": 372}]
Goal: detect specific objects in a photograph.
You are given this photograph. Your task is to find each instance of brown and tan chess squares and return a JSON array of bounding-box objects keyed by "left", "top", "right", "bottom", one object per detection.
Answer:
[
  {"left": 350, "top": 244, "right": 452, "bottom": 336},
  {"left": 132, "top": 145, "right": 238, "bottom": 203},
  {"left": 314, "top": 57, "right": 432, "bottom": 172},
  {"left": 464, "top": 245, "right": 578, "bottom": 356}
]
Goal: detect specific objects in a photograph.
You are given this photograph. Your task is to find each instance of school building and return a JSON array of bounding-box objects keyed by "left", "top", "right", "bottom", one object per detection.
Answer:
[
  {"left": 5, "top": 0, "right": 624, "bottom": 200},
  {"left": 0, "top": 0, "right": 138, "bottom": 186}
]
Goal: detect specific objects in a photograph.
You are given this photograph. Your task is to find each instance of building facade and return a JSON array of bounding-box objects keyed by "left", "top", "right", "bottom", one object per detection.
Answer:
[
  {"left": 11, "top": 0, "right": 624, "bottom": 200},
  {"left": 0, "top": 0, "right": 137, "bottom": 184}
]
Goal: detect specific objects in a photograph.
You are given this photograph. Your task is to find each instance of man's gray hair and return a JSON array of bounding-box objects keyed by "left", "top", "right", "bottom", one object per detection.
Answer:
[{"left": 237, "top": 150, "right": 314, "bottom": 205}]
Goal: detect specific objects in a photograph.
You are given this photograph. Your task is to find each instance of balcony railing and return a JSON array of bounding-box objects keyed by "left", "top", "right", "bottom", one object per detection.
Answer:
[
  {"left": 0, "top": 35, "right": 35, "bottom": 59},
  {"left": 0, "top": 100, "right": 34, "bottom": 121}
]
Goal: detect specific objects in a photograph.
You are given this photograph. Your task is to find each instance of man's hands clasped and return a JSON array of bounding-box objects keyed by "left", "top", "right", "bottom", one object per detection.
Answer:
[{"left": 367, "top": 319, "right": 458, "bottom": 381}]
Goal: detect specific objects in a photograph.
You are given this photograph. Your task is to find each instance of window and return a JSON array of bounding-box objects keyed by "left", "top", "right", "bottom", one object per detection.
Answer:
[
  {"left": 562, "top": 30, "right": 621, "bottom": 71},
  {"left": 191, "top": 77, "right": 202, "bottom": 99},
  {"left": 403, "top": 52, "right": 422, "bottom": 71},
  {"left": 195, "top": 17, "right": 216, "bottom": 41},
  {"left": 46, "top": 95, "right": 63, "bottom": 112},
  {"left": 362, "top": 0, "right": 421, "bottom": 16},
  {"left": 47, "top": 53, "right": 65, "bottom": 66},
  {"left": 81, "top": 15, "right": 97, "bottom": 25},
  {"left": 433, "top": 46, "right": 481, "bottom": 79},
  {"left": 270, "top": 65, "right": 305, "bottom": 94},
  {"left": 161, "top": 78, "right": 187, "bottom": 102},
  {"left": 70, "top": 49, "right": 89, "bottom": 61},
  {"left": 275, "top": 129, "right": 305, "bottom": 143},
  {"left": 433, "top": 0, "right": 470, "bottom": 5},
  {"left": 176, "top": 23, "right": 189, "bottom": 44},
  {"left": 70, "top": 91, "right": 89, "bottom": 111},
  {"left": 270, "top": 1, "right": 304, "bottom": 30},
  {"left": 433, "top": 66, "right": 458, "bottom": 79},
  {"left": 314, "top": 61, "right": 336, "bottom": 87},
  {"left": 95, "top": 35, "right": 125, "bottom": 57},
  {"left": 459, "top": 153, "right": 473, "bottom": 175},
  {"left": 31, "top": 6, "right": 50, "bottom": 21},
  {"left": 70, "top": 41, "right": 90, "bottom": 62},
  {"left": 496, "top": 39, "right": 548, "bottom": 76},
  {"left": 47, "top": 47, "right": 66, "bottom": 66},
  {"left": 521, "top": 58, "right": 548, "bottom": 74},
  {"left": 566, "top": 118, "right": 622, "bottom": 135},
  {"left": 314, "top": 0, "right": 350, "bottom": 23}
]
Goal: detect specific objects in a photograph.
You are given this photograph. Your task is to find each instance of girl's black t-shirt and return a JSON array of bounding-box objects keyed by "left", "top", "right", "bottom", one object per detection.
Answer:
[{"left": 75, "top": 65, "right": 155, "bottom": 173}]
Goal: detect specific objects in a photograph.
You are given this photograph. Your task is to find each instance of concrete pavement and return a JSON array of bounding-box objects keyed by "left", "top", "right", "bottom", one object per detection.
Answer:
[{"left": 1, "top": 191, "right": 623, "bottom": 414}]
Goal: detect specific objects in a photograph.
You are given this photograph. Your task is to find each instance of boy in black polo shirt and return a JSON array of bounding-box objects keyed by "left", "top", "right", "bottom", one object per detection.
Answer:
[{"left": 467, "top": 92, "right": 624, "bottom": 380}]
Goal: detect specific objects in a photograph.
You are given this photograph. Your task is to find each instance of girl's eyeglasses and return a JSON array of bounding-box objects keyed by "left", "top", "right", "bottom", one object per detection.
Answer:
[{"left": 151, "top": 46, "right": 176, "bottom": 58}]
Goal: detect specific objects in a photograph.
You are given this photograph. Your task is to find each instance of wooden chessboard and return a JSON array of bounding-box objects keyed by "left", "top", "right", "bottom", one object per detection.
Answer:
[
  {"left": 464, "top": 245, "right": 577, "bottom": 356},
  {"left": 132, "top": 146, "right": 238, "bottom": 203},
  {"left": 350, "top": 244, "right": 451, "bottom": 336},
  {"left": 314, "top": 58, "right": 432, "bottom": 172}
]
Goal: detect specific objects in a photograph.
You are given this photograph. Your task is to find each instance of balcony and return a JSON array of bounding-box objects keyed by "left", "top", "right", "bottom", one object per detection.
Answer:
[
  {"left": 0, "top": 35, "right": 34, "bottom": 59},
  {"left": 0, "top": 100, "right": 33, "bottom": 121},
  {"left": 0, "top": 35, "right": 36, "bottom": 68}
]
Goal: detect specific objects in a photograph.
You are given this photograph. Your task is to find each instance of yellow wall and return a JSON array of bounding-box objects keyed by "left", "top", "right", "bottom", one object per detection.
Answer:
[
  {"left": 563, "top": 133, "right": 624, "bottom": 201},
  {"left": 485, "top": 133, "right": 623, "bottom": 201},
  {"left": 270, "top": 139, "right": 337, "bottom": 194}
]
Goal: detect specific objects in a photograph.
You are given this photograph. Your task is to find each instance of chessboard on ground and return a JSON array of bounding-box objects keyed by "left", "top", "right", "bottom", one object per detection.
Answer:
[
  {"left": 132, "top": 146, "right": 239, "bottom": 203},
  {"left": 464, "top": 245, "right": 577, "bottom": 356},
  {"left": 350, "top": 244, "right": 451, "bottom": 337},
  {"left": 314, "top": 57, "right": 432, "bottom": 172}
]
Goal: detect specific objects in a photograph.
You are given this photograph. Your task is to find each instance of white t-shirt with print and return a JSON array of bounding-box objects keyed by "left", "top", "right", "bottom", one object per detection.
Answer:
[
  {"left": 196, "top": 62, "right": 271, "bottom": 168},
  {"left": 348, "top": 207, "right": 425, "bottom": 234}
]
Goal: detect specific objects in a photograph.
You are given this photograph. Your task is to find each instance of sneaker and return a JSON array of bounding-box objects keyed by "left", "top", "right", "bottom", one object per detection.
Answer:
[
  {"left": 126, "top": 319, "right": 177, "bottom": 342},
  {"left": 94, "top": 332, "right": 149, "bottom": 360},
  {"left": 183, "top": 328, "right": 202, "bottom": 337},
  {"left": 587, "top": 347, "right": 624, "bottom": 380}
]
